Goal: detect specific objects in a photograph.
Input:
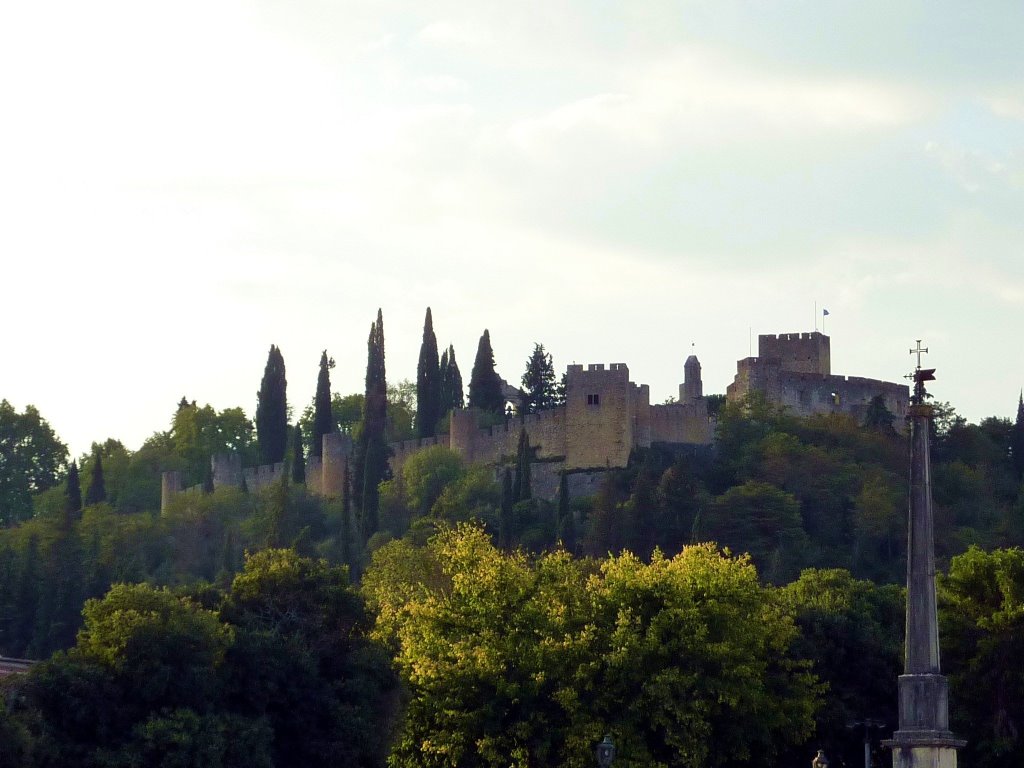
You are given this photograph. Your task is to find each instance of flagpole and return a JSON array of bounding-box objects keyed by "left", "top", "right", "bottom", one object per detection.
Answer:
[{"left": 814, "top": 301, "right": 818, "bottom": 331}]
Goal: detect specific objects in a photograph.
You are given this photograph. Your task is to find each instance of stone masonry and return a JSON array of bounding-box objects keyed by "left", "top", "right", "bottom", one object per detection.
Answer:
[{"left": 727, "top": 332, "right": 909, "bottom": 424}]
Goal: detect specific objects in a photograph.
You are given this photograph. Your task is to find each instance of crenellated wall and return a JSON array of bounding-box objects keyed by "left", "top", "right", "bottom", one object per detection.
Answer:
[
  {"left": 435, "top": 361, "right": 713, "bottom": 473},
  {"left": 161, "top": 432, "right": 354, "bottom": 512},
  {"left": 243, "top": 462, "right": 285, "bottom": 493},
  {"left": 727, "top": 332, "right": 908, "bottom": 425}
]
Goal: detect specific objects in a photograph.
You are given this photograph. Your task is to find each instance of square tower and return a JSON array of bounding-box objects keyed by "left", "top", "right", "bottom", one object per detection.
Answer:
[
  {"left": 758, "top": 332, "right": 831, "bottom": 376},
  {"left": 564, "top": 364, "right": 634, "bottom": 469}
]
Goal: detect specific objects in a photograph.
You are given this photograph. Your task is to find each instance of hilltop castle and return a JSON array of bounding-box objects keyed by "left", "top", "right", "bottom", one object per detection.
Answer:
[
  {"left": 161, "top": 331, "right": 908, "bottom": 510},
  {"left": 727, "top": 331, "right": 909, "bottom": 424}
]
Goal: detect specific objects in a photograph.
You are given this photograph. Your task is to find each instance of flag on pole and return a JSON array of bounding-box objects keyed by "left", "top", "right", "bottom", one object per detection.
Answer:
[{"left": 823, "top": 308, "right": 830, "bottom": 316}]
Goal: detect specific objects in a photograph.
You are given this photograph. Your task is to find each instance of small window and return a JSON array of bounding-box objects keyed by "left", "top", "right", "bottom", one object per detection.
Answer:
[{"left": 587, "top": 393, "right": 600, "bottom": 406}]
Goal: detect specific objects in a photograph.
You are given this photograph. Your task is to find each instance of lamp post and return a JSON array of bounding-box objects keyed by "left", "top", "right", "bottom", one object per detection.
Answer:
[
  {"left": 596, "top": 735, "right": 616, "bottom": 768},
  {"left": 847, "top": 719, "right": 886, "bottom": 768}
]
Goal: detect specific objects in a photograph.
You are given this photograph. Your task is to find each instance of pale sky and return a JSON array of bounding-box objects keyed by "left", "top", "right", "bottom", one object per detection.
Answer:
[{"left": 2, "top": 1, "right": 1022, "bottom": 458}]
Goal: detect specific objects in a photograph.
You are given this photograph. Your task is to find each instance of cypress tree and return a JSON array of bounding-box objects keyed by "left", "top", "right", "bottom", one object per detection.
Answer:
[
  {"left": 354, "top": 310, "right": 389, "bottom": 536},
  {"left": 468, "top": 329, "right": 504, "bottom": 415},
  {"left": 557, "top": 472, "right": 576, "bottom": 553},
  {"left": 440, "top": 344, "right": 465, "bottom": 413},
  {"left": 416, "top": 308, "right": 442, "bottom": 438},
  {"left": 341, "top": 458, "right": 353, "bottom": 571},
  {"left": 1012, "top": 391, "right": 1024, "bottom": 479},
  {"left": 84, "top": 451, "right": 106, "bottom": 506},
  {"left": 499, "top": 467, "right": 513, "bottom": 549},
  {"left": 520, "top": 342, "right": 558, "bottom": 414},
  {"left": 256, "top": 344, "right": 288, "bottom": 465},
  {"left": 64, "top": 461, "right": 82, "bottom": 519},
  {"left": 512, "top": 428, "right": 532, "bottom": 504},
  {"left": 202, "top": 461, "right": 215, "bottom": 494},
  {"left": 312, "top": 350, "right": 335, "bottom": 459},
  {"left": 439, "top": 348, "right": 449, "bottom": 413},
  {"left": 292, "top": 423, "right": 306, "bottom": 484}
]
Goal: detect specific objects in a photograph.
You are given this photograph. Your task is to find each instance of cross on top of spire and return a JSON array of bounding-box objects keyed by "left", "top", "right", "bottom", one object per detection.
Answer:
[
  {"left": 908, "top": 340, "right": 936, "bottom": 404},
  {"left": 910, "top": 339, "right": 929, "bottom": 370}
]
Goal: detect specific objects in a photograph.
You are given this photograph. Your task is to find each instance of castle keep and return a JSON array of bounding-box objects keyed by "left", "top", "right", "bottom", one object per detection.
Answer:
[{"left": 727, "top": 332, "right": 909, "bottom": 422}]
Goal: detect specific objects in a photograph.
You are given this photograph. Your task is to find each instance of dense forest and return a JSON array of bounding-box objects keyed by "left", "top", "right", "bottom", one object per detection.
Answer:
[{"left": 2, "top": 310, "right": 1023, "bottom": 768}]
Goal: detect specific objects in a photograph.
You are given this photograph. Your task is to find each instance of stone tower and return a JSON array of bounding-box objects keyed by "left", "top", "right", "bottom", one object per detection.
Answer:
[
  {"left": 883, "top": 348, "right": 964, "bottom": 767},
  {"left": 681, "top": 354, "right": 703, "bottom": 404}
]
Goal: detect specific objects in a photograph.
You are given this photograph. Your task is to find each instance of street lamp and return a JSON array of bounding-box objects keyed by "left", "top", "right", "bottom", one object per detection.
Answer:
[{"left": 596, "top": 735, "right": 616, "bottom": 768}]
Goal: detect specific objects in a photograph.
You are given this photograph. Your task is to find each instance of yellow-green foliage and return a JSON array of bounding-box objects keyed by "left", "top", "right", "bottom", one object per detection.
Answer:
[{"left": 363, "top": 524, "right": 818, "bottom": 768}]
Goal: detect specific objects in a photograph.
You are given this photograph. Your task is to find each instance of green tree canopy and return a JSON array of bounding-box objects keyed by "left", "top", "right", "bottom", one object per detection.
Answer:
[
  {"left": 363, "top": 524, "right": 818, "bottom": 768},
  {"left": 520, "top": 342, "right": 559, "bottom": 414},
  {"left": 0, "top": 400, "right": 68, "bottom": 525},
  {"left": 698, "top": 480, "right": 809, "bottom": 584},
  {"left": 6, "top": 550, "right": 398, "bottom": 768},
  {"left": 940, "top": 545, "right": 1024, "bottom": 768},
  {"left": 781, "top": 569, "right": 902, "bottom": 766}
]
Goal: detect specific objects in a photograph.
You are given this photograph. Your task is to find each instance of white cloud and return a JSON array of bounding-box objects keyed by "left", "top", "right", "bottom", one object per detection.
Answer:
[
  {"left": 417, "top": 74, "right": 471, "bottom": 94},
  {"left": 505, "top": 46, "right": 928, "bottom": 162},
  {"left": 987, "top": 95, "right": 1024, "bottom": 122},
  {"left": 416, "top": 20, "right": 492, "bottom": 49}
]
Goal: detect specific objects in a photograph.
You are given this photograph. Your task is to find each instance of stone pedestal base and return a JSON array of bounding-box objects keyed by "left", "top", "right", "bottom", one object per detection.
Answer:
[
  {"left": 883, "top": 730, "right": 965, "bottom": 768},
  {"left": 888, "top": 744, "right": 959, "bottom": 768}
]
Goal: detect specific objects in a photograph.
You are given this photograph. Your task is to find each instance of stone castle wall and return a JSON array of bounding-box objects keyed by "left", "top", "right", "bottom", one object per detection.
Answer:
[
  {"left": 728, "top": 332, "right": 908, "bottom": 424},
  {"left": 161, "top": 432, "right": 352, "bottom": 513},
  {"left": 649, "top": 400, "right": 714, "bottom": 445}
]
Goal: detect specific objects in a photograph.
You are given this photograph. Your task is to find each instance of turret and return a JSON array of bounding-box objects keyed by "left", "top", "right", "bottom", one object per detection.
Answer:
[{"left": 681, "top": 354, "right": 703, "bottom": 404}]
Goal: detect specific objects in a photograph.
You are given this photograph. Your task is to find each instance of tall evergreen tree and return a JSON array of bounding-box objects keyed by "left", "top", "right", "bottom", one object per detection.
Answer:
[
  {"left": 64, "top": 461, "right": 82, "bottom": 519},
  {"left": 353, "top": 310, "right": 389, "bottom": 537},
  {"left": 416, "top": 308, "right": 442, "bottom": 438},
  {"left": 439, "top": 348, "right": 449, "bottom": 413},
  {"left": 440, "top": 344, "right": 465, "bottom": 413},
  {"left": 468, "top": 329, "right": 504, "bottom": 415},
  {"left": 557, "top": 472, "right": 576, "bottom": 553},
  {"left": 202, "top": 461, "right": 215, "bottom": 494},
  {"left": 84, "top": 451, "right": 106, "bottom": 506},
  {"left": 499, "top": 467, "right": 513, "bottom": 549},
  {"left": 311, "top": 350, "right": 335, "bottom": 459},
  {"left": 341, "top": 458, "right": 354, "bottom": 573},
  {"left": 256, "top": 344, "right": 288, "bottom": 465},
  {"left": 520, "top": 343, "right": 558, "bottom": 414},
  {"left": 1012, "top": 391, "right": 1024, "bottom": 479},
  {"left": 512, "top": 428, "right": 532, "bottom": 504},
  {"left": 291, "top": 423, "right": 306, "bottom": 484}
]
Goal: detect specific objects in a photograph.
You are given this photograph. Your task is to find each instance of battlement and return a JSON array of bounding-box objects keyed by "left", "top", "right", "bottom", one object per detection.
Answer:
[
  {"left": 243, "top": 462, "right": 285, "bottom": 493},
  {"left": 758, "top": 331, "right": 830, "bottom": 376},
  {"left": 566, "top": 363, "right": 630, "bottom": 382},
  {"left": 761, "top": 332, "right": 826, "bottom": 343},
  {"left": 160, "top": 431, "right": 352, "bottom": 511}
]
